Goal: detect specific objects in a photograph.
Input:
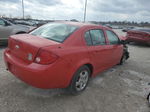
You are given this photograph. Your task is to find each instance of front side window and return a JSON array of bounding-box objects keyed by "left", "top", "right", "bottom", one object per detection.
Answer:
[
  {"left": 106, "top": 30, "right": 119, "bottom": 44},
  {"left": 84, "top": 29, "right": 106, "bottom": 46},
  {"left": 30, "top": 23, "right": 78, "bottom": 43},
  {"left": 0, "top": 19, "right": 5, "bottom": 26}
]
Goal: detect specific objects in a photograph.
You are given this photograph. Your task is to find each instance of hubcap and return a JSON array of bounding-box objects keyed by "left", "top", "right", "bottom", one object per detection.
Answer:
[{"left": 75, "top": 70, "right": 89, "bottom": 91}]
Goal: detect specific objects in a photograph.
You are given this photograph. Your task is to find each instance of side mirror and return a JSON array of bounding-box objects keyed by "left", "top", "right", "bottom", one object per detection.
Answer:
[{"left": 120, "top": 40, "right": 128, "bottom": 45}]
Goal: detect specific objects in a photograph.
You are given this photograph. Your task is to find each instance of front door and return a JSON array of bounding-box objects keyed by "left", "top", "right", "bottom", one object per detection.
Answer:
[
  {"left": 84, "top": 28, "right": 113, "bottom": 74},
  {"left": 104, "top": 30, "right": 123, "bottom": 65}
]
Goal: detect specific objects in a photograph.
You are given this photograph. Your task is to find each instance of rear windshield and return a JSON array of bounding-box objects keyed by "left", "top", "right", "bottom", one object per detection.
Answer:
[{"left": 30, "top": 23, "right": 78, "bottom": 42}]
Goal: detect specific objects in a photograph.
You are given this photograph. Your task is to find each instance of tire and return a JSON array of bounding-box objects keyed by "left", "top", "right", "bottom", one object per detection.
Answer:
[
  {"left": 119, "top": 46, "right": 129, "bottom": 65},
  {"left": 119, "top": 54, "right": 127, "bottom": 65},
  {"left": 68, "top": 65, "right": 90, "bottom": 95},
  {"left": 147, "top": 93, "right": 150, "bottom": 105}
]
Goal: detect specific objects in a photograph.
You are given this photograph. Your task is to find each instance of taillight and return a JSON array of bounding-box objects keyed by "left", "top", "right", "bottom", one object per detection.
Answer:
[{"left": 34, "top": 50, "right": 58, "bottom": 65}]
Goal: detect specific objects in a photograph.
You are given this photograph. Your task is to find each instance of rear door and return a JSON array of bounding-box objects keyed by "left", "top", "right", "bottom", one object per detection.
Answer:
[
  {"left": 84, "top": 28, "right": 114, "bottom": 74},
  {"left": 104, "top": 30, "right": 123, "bottom": 65}
]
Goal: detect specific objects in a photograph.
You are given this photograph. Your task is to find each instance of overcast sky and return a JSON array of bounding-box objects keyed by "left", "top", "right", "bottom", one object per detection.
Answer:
[{"left": 0, "top": 0, "right": 149, "bottom": 22}]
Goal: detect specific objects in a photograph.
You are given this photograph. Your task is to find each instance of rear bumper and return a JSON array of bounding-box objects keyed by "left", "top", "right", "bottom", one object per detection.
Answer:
[
  {"left": 4, "top": 49, "right": 72, "bottom": 89},
  {"left": 126, "top": 36, "right": 150, "bottom": 45}
]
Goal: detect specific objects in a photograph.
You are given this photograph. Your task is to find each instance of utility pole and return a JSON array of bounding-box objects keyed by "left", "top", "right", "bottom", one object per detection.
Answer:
[
  {"left": 22, "top": 0, "right": 24, "bottom": 19},
  {"left": 83, "top": 0, "right": 87, "bottom": 22}
]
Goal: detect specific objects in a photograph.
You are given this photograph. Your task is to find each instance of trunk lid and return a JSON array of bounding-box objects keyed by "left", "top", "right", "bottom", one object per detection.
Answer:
[{"left": 8, "top": 34, "right": 60, "bottom": 63}]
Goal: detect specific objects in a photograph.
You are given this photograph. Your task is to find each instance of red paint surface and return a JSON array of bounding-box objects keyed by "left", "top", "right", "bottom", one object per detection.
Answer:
[{"left": 4, "top": 22, "right": 124, "bottom": 89}]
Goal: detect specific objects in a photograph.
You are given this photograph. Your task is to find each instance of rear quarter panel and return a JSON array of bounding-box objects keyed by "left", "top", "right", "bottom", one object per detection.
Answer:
[{"left": 43, "top": 29, "right": 92, "bottom": 85}]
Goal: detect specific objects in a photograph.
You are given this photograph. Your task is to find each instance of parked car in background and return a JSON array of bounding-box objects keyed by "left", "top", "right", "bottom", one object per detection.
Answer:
[
  {"left": 126, "top": 28, "right": 150, "bottom": 45},
  {"left": 111, "top": 25, "right": 122, "bottom": 29},
  {"left": 103, "top": 24, "right": 112, "bottom": 29},
  {"left": 0, "top": 18, "right": 34, "bottom": 45},
  {"left": 13, "top": 20, "right": 37, "bottom": 26},
  {"left": 122, "top": 26, "right": 134, "bottom": 32},
  {"left": 4, "top": 22, "right": 129, "bottom": 94}
]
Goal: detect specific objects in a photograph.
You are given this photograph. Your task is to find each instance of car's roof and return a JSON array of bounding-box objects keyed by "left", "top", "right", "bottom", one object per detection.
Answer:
[{"left": 54, "top": 21, "right": 104, "bottom": 28}]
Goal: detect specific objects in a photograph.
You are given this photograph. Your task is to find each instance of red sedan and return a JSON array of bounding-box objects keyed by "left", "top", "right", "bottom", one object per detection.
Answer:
[
  {"left": 126, "top": 28, "right": 150, "bottom": 45},
  {"left": 4, "top": 22, "right": 129, "bottom": 94}
]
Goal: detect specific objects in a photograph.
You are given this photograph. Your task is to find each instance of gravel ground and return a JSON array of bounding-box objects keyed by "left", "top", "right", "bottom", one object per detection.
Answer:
[{"left": 0, "top": 30, "right": 150, "bottom": 112}]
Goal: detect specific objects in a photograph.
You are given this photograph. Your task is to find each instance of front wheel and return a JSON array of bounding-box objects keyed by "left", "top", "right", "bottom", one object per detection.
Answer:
[
  {"left": 119, "top": 45, "right": 129, "bottom": 65},
  {"left": 68, "top": 66, "right": 90, "bottom": 95},
  {"left": 147, "top": 93, "right": 150, "bottom": 106},
  {"left": 120, "top": 54, "right": 127, "bottom": 65}
]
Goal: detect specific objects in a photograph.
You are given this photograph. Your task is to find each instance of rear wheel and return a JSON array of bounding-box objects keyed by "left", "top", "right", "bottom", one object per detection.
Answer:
[{"left": 68, "top": 66, "right": 90, "bottom": 95}]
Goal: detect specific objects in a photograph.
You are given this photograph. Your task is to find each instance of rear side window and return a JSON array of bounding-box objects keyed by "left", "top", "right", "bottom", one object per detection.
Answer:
[
  {"left": 84, "top": 31, "right": 92, "bottom": 45},
  {"left": 84, "top": 29, "right": 106, "bottom": 46},
  {"left": 90, "top": 30, "right": 101, "bottom": 45},
  {"left": 106, "top": 30, "right": 119, "bottom": 44}
]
